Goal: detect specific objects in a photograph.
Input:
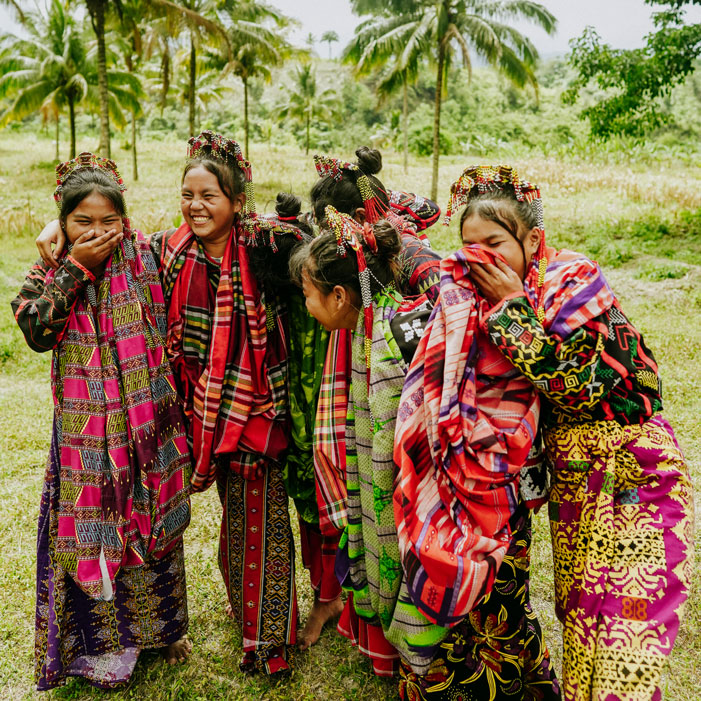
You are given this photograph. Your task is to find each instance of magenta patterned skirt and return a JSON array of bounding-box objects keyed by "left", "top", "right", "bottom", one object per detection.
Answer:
[{"left": 545, "top": 415, "right": 693, "bottom": 701}]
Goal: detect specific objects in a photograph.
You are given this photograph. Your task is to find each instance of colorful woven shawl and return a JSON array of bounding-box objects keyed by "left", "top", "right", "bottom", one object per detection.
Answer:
[
  {"left": 161, "top": 221, "right": 288, "bottom": 490},
  {"left": 284, "top": 291, "right": 329, "bottom": 523},
  {"left": 393, "top": 246, "right": 540, "bottom": 628},
  {"left": 50, "top": 232, "right": 192, "bottom": 599},
  {"left": 341, "top": 291, "right": 448, "bottom": 675},
  {"left": 522, "top": 245, "right": 616, "bottom": 340}
]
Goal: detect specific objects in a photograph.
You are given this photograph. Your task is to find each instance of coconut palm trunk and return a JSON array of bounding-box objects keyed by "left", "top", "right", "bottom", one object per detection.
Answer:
[
  {"left": 189, "top": 32, "right": 196, "bottom": 136},
  {"left": 243, "top": 76, "right": 249, "bottom": 157},
  {"left": 305, "top": 109, "right": 310, "bottom": 154},
  {"left": 55, "top": 116, "right": 60, "bottom": 161},
  {"left": 68, "top": 95, "right": 76, "bottom": 159},
  {"left": 88, "top": 0, "right": 111, "bottom": 157},
  {"left": 430, "top": 39, "right": 446, "bottom": 201},
  {"left": 403, "top": 77, "right": 408, "bottom": 174},
  {"left": 131, "top": 112, "right": 138, "bottom": 181}
]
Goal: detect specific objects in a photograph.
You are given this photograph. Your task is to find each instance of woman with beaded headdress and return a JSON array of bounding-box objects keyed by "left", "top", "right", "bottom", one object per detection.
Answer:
[
  {"left": 150, "top": 131, "right": 300, "bottom": 675},
  {"left": 35, "top": 132, "right": 301, "bottom": 676},
  {"left": 12, "top": 153, "right": 193, "bottom": 690},
  {"left": 292, "top": 146, "right": 445, "bottom": 650},
  {"left": 423, "top": 164, "right": 693, "bottom": 701},
  {"left": 290, "top": 205, "right": 560, "bottom": 698}
]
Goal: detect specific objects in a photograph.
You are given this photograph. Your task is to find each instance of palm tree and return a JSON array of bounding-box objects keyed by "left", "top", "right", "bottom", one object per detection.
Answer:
[
  {"left": 278, "top": 64, "right": 338, "bottom": 154},
  {"left": 111, "top": 0, "right": 149, "bottom": 179},
  {"left": 84, "top": 0, "right": 230, "bottom": 155},
  {"left": 0, "top": 0, "right": 91, "bottom": 158},
  {"left": 351, "top": 0, "right": 556, "bottom": 199},
  {"left": 203, "top": 0, "right": 293, "bottom": 157},
  {"left": 321, "top": 30, "right": 339, "bottom": 59},
  {"left": 174, "top": 62, "right": 232, "bottom": 130},
  {"left": 344, "top": 11, "right": 428, "bottom": 173}
]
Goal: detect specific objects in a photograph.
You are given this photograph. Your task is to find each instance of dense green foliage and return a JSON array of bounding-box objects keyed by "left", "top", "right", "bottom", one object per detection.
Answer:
[{"left": 564, "top": 0, "right": 701, "bottom": 138}]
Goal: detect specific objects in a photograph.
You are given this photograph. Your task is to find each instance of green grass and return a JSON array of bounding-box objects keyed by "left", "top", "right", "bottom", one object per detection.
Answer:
[{"left": 1, "top": 133, "right": 699, "bottom": 700}]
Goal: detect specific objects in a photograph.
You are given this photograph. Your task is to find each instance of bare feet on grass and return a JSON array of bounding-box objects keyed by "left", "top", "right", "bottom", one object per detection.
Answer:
[
  {"left": 225, "top": 602, "right": 234, "bottom": 619},
  {"left": 163, "top": 637, "right": 193, "bottom": 664},
  {"left": 298, "top": 596, "right": 344, "bottom": 651}
]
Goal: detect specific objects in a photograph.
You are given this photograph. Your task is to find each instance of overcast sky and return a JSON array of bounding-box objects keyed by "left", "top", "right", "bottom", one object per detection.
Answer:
[
  {"left": 1, "top": 0, "right": 700, "bottom": 58},
  {"left": 267, "top": 0, "right": 701, "bottom": 58}
]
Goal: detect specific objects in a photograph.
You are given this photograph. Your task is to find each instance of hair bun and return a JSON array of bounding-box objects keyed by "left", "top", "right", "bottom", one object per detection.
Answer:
[
  {"left": 355, "top": 146, "right": 382, "bottom": 175},
  {"left": 275, "top": 191, "right": 302, "bottom": 218},
  {"left": 369, "top": 220, "right": 401, "bottom": 261}
]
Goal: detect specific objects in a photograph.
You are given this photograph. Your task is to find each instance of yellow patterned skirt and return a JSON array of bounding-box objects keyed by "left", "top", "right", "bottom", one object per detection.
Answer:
[{"left": 545, "top": 415, "right": 693, "bottom": 701}]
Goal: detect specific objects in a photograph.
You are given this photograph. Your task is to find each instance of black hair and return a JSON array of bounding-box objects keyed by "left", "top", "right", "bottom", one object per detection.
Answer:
[
  {"left": 59, "top": 168, "right": 126, "bottom": 223},
  {"left": 289, "top": 219, "right": 401, "bottom": 299},
  {"left": 310, "top": 146, "right": 389, "bottom": 224},
  {"left": 247, "top": 192, "right": 313, "bottom": 292},
  {"left": 182, "top": 148, "right": 246, "bottom": 201},
  {"left": 458, "top": 188, "right": 539, "bottom": 240}
]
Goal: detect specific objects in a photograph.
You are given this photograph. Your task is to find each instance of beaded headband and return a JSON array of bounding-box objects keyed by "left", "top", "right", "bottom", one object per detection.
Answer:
[
  {"left": 187, "top": 130, "right": 256, "bottom": 216},
  {"left": 54, "top": 152, "right": 127, "bottom": 215},
  {"left": 444, "top": 164, "right": 543, "bottom": 229},
  {"left": 446, "top": 164, "right": 548, "bottom": 322},
  {"left": 243, "top": 214, "right": 304, "bottom": 253},
  {"left": 324, "top": 205, "right": 380, "bottom": 378},
  {"left": 314, "top": 154, "right": 388, "bottom": 225}
]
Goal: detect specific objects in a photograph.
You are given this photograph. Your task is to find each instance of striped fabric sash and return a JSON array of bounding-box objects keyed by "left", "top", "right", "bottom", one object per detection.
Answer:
[{"left": 163, "top": 223, "right": 287, "bottom": 490}]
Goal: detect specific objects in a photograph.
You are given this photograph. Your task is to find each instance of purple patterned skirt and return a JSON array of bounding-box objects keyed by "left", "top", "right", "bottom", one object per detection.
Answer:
[{"left": 35, "top": 425, "right": 189, "bottom": 691}]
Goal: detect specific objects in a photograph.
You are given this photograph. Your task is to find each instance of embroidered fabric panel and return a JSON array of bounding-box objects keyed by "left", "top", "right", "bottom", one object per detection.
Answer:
[
  {"left": 396, "top": 233, "right": 441, "bottom": 303},
  {"left": 388, "top": 190, "right": 440, "bottom": 232},
  {"left": 12, "top": 256, "right": 93, "bottom": 352},
  {"left": 485, "top": 296, "right": 663, "bottom": 426}
]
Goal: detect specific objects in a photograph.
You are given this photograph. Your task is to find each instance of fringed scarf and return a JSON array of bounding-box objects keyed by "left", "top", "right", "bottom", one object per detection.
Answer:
[
  {"left": 50, "top": 231, "right": 191, "bottom": 599},
  {"left": 161, "top": 221, "right": 288, "bottom": 491},
  {"left": 393, "top": 246, "right": 540, "bottom": 628}
]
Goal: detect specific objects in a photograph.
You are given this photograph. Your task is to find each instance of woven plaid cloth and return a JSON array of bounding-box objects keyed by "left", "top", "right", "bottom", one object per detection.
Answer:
[
  {"left": 313, "top": 328, "right": 352, "bottom": 534},
  {"left": 393, "top": 246, "right": 541, "bottom": 628},
  {"left": 161, "top": 222, "right": 288, "bottom": 490}
]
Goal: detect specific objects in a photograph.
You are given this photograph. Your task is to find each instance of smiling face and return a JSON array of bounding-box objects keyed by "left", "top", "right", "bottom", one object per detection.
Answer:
[
  {"left": 180, "top": 165, "right": 244, "bottom": 255},
  {"left": 63, "top": 190, "right": 123, "bottom": 244},
  {"left": 460, "top": 212, "right": 541, "bottom": 280}
]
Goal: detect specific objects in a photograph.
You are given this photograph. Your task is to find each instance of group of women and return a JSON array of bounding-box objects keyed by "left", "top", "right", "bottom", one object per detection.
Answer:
[{"left": 13, "top": 131, "right": 693, "bottom": 701}]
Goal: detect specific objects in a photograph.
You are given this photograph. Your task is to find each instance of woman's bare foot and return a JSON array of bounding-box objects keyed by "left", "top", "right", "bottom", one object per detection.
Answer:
[
  {"left": 163, "top": 637, "right": 192, "bottom": 664},
  {"left": 225, "top": 602, "right": 234, "bottom": 619},
  {"left": 298, "top": 596, "right": 343, "bottom": 651}
]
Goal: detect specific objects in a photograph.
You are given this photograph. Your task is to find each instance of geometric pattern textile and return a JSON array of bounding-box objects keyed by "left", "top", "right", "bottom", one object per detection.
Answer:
[{"left": 546, "top": 415, "right": 693, "bottom": 701}]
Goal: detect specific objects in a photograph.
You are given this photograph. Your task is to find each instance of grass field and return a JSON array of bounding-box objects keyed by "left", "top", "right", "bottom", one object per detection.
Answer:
[{"left": 0, "top": 134, "right": 699, "bottom": 700}]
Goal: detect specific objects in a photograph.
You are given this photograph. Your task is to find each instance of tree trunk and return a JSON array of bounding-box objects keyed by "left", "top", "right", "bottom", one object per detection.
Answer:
[
  {"left": 244, "top": 77, "right": 249, "bottom": 158},
  {"left": 403, "top": 78, "right": 409, "bottom": 175},
  {"left": 189, "top": 33, "right": 196, "bottom": 137},
  {"left": 132, "top": 111, "right": 139, "bottom": 181},
  {"left": 430, "top": 40, "right": 446, "bottom": 201},
  {"left": 55, "top": 116, "right": 59, "bottom": 161},
  {"left": 305, "top": 111, "right": 310, "bottom": 154},
  {"left": 160, "top": 46, "right": 170, "bottom": 114},
  {"left": 69, "top": 95, "right": 76, "bottom": 159},
  {"left": 89, "top": 0, "right": 110, "bottom": 157}
]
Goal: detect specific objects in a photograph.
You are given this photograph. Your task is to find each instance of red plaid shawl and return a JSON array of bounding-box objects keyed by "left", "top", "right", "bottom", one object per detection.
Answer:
[
  {"left": 393, "top": 246, "right": 540, "bottom": 628},
  {"left": 162, "top": 222, "right": 288, "bottom": 491}
]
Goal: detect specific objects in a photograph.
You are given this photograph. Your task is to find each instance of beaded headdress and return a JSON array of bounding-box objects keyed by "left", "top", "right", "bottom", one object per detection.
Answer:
[
  {"left": 445, "top": 164, "right": 547, "bottom": 321},
  {"left": 314, "top": 154, "right": 388, "bottom": 225},
  {"left": 187, "top": 130, "right": 256, "bottom": 216},
  {"left": 324, "top": 205, "right": 382, "bottom": 378},
  {"left": 54, "top": 152, "right": 127, "bottom": 216}
]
